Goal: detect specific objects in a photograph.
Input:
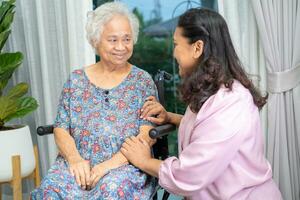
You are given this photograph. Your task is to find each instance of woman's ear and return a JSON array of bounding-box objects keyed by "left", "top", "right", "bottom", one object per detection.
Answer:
[{"left": 193, "top": 40, "right": 204, "bottom": 59}]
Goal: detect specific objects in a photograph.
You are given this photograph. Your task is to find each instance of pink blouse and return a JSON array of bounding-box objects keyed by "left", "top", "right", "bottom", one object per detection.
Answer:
[{"left": 158, "top": 81, "right": 282, "bottom": 200}]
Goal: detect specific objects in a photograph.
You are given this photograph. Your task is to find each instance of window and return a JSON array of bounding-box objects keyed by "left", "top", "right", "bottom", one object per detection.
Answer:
[{"left": 93, "top": 0, "right": 218, "bottom": 156}]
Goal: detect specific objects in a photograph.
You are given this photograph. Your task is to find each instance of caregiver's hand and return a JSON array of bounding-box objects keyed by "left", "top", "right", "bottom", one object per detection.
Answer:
[
  {"left": 140, "top": 96, "right": 169, "bottom": 125},
  {"left": 120, "top": 136, "right": 152, "bottom": 168}
]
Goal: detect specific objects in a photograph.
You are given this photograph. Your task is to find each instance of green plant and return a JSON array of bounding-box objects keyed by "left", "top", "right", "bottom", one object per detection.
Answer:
[{"left": 0, "top": 0, "right": 38, "bottom": 130}]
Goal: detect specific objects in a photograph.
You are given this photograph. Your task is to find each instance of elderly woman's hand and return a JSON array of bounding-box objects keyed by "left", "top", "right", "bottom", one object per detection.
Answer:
[
  {"left": 90, "top": 162, "right": 111, "bottom": 189},
  {"left": 68, "top": 156, "right": 91, "bottom": 190},
  {"left": 140, "top": 96, "right": 169, "bottom": 125},
  {"left": 121, "top": 136, "right": 152, "bottom": 169}
]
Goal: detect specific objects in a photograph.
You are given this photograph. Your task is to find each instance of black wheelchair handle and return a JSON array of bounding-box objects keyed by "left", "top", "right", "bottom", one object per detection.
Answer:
[
  {"left": 149, "top": 124, "right": 176, "bottom": 139},
  {"left": 37, "top": 125, "right": 54, "bottom": 136}
]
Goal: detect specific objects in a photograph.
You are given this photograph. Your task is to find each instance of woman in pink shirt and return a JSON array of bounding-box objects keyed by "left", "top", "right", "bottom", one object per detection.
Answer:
[{"left": 121, "top": 8, "right": 282, "bottom": 200}]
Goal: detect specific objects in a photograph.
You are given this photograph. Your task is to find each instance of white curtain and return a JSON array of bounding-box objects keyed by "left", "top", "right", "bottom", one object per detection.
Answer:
[
  {"left": 4, "top": 0, "right": 94, "bottom": 198},
  {"left": 250, "top": 1, "right": 300, "bottom": 199},
  {"left": 218, "top": 0, "right": 268, "bottom": 140},
  {"left": 219, "top": 0, "right": 300, "bottom": 200}
]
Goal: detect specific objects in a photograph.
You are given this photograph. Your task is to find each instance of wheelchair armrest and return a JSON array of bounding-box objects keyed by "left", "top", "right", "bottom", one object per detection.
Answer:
[
  {"left": 149, "top": 124, "right": 176, "bottom": 139},
  {"left": 37, "top": 123, "right": 177, "bottom": 139},
  {"left": 37, "top": 125, "right": 54, "bottom": 136}
]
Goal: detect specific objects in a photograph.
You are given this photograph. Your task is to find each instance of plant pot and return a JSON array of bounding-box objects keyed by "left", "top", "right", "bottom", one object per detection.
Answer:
[{"left": 0, "top": 125, "right": 35, "bottom": 182}]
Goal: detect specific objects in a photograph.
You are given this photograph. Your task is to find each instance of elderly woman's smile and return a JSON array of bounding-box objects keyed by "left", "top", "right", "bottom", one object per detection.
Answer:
[{"left": 96, "top": 15, "right": 134, "bottom": 67}]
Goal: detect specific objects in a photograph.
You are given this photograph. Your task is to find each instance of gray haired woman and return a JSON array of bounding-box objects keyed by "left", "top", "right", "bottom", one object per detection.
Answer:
[{"left": 31, "top": 2, "right": 157, "bottom": 199}]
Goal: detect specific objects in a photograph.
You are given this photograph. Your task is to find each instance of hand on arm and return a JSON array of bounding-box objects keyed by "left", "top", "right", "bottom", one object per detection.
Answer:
[
  {"left": 89, "top": 125, "right": 156, "bottom": 186},
  {"left": 89, "top": 121, "right": 157, "bottom": 188},
  {"left": 54, "top": 128, "right": 91, "bottom": 190},
  {"left": 136, "top": 125, "right": 157, "bottom": 146},
  {"left": 124, "top": 125, "right": 159, "bottom": 176},
  {"left": 89, "top": 161, "right": 110, "bottom": 188},
  {"left": 141, "top": 96, "right": 183, "bottom": 126},
  {"left": 121, "top": 136, "right": 162, "bottom": 177},
  {"left": 89, "top": 149, "right": 132, "bottom": 189}
]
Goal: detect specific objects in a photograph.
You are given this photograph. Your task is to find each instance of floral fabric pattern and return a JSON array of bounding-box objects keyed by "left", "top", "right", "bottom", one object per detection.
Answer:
[{"left": 31, "top": 66, "right": 157, "bottom": 200}]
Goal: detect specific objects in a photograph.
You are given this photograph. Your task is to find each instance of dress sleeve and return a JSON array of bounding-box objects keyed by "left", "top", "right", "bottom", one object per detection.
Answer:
[
  {"left": 139, "top": 72, "right": 158, "bottom": 127},
  {"left": 53, "top": 77, "right": 71, "bottom": 132},
  {"left": 158, "top": 92, "right": 251, "bottom": 196}
]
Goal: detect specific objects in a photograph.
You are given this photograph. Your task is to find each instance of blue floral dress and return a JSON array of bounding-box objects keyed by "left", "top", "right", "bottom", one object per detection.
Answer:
[{"left": 31, "top": 66, "right": 157, "bottom": 200}]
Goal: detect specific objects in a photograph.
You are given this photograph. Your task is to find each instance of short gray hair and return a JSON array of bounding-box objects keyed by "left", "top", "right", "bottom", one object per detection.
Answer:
[{"left": 86, "top": 2, "right": 139, "bottom": 50}]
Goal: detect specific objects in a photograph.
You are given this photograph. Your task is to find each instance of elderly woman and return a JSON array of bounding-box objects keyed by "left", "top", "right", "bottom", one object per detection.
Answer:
[{"left": 31, "top": 2, "right": 156, "bottom": 199}]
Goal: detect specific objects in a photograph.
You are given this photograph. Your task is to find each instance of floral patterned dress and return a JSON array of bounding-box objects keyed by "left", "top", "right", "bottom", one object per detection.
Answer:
[{"left": 31, "top": 66, "right": 157, "bottom": 200}]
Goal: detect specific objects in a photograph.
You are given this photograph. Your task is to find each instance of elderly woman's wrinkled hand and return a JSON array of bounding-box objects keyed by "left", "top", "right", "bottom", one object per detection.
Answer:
[
  {"left": 90, "top": 162, "right": 111, "bottom": 189},
  {"left": 120, "top": 136, "right": 152, "bottom": 169},
  {"left": 68, "top": 157, "right": 91, "bottom": 190},
  {"left": 140, "top": 96, "right": 169, "bottom": 125}
]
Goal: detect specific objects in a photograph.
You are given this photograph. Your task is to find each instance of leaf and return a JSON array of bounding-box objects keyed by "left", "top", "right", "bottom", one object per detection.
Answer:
[
  {"left": 7, "top": 82, "right": 28, "bottom": 99},
  {"left": 0, "top": 52, "right": 23, "bottom": 91},
  {"left": 0, "top": 1, "right": 13, "bottom": 24},
  {"left": 0, "top": 0, "right": 36, "bottom": 128},
  {"left": 0, "top": 29, "right": 10, "bottom": 51},
  {"left": 0, "top": 2, "right": 14, "bottom": 40},
  {"left": 0, "top": 96, "right": 17, "bottom": 122},
  {"left": 0, "top": 52, "right": 23, "bottom": 73},
  {"left": 3, "top": 97, "right": 38, "bottom": 122},
  {"left": 0, "top": 0, "right": 15, "bottom": 52},
  {"left": 0, "top": 7, "right": 14, "bottom": 33}
]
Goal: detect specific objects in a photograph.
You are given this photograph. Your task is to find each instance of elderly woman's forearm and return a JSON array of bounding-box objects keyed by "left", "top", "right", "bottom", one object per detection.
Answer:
[
  {"left": 137, "top": 125, "right": 157, "bottom": 146},
  {"left": 105, "top": 127, "right": 155, "bottom": 170},
  {"left": 104, "top": 152, "right": 129, "bottom": 170},
  {"left": 106, "top": 125, "right": 155, "bottom": 170},
  {"left": 54, "top": 127, "right": 81, "bottom": 162}
]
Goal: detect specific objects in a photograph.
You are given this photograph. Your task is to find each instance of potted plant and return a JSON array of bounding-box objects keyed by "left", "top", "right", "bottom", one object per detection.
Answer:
[{"left": 0, "top": 0, "right": 38, "bottom": 184}]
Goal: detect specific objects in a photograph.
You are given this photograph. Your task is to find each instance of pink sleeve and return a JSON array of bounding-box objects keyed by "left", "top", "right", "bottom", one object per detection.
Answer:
[{"left": 158, "top": 91, "right": 251, "bottom": 196}]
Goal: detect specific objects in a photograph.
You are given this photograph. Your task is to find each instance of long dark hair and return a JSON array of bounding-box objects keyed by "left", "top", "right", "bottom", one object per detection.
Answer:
[{"left": 177, "top": 8, "right": 267, "bottom": 113}]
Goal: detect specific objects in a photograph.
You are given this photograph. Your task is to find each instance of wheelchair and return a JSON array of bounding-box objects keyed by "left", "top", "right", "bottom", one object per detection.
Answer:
[{"left": 36, "top": 70, "right": 176, "bottom": 200}]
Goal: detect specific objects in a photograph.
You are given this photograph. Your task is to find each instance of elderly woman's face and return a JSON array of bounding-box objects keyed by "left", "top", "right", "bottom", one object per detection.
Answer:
[{"left": 97, "top": 15, "right": 134, "bottom": 67}]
